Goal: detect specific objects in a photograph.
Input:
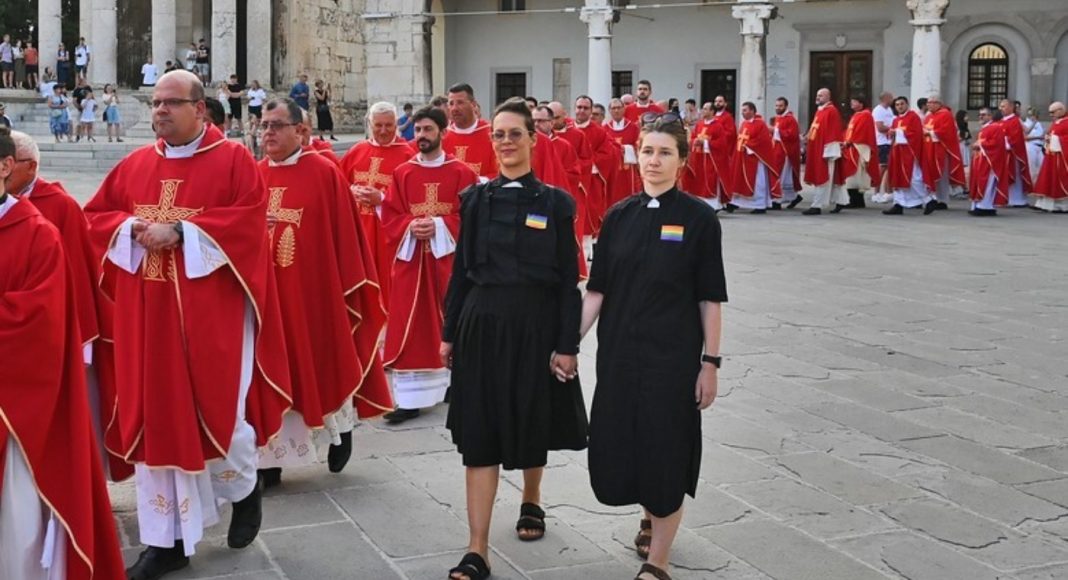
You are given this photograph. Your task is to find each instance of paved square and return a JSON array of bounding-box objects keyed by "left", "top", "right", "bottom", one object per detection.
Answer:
[{"left": 69, "top": 172, "right": 1068, "bottom": 580}]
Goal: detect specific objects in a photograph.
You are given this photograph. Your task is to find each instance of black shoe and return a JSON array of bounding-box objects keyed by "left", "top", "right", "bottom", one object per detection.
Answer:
[
  {"left": 258, "top": 467, "right": 282, "bottom": 489},
  {"left": 330, "top": 135, "right": 338, "bottom": 141},
  {"left": 801, "top": 207, "right": 821, "bottom": 216},
  {"left": 125, "top": 542, "right": 189, "bottom": 580},
  {"left": 227, "top": 478, "right": 263, "bottom": 549},
  {"left": 444, "top": 386, "right": 452, "bottom": 403},
  {"left": 327, "top": 431, "right": 353, "bottom": 473},
  {"left": 750, "top": 209, "right": 767, "bottom": 214},
  {"left": 787, "top": 195, "right": 804, "bottom": 209},
  {"left": 771, "top": 202, "right": 782, "bottom": 210},
  {"left": 846, "top": 190, "right": 866, "bottom": 208},
  {"left": 924, "top": 200, "right": 938, "bottom": 215},
  {"left": 933, "top": 201, "right": 948, "bottom": 211},
  {"left": 829, "top": 204, "right": 847, "bottom": 214},
  {"left": 968, "top": 208, "right": 997, "bottom": 217},
  {"left": 724, "top": 203, "right": 738, "bottom": 213},
  {"left": 883, "top": 204, "right": 904, "bottom": 215},
  {"left": 383, "top": 408, "right": 421, "bottom": 424}
]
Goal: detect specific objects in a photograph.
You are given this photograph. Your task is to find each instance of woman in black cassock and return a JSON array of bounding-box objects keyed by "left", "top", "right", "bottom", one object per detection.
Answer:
[
  {"left": 580, "top": 114, "right": 727, "bottom": 580},
  {"left": 441, "top": 98, "right": 588, "bottom": 580}
]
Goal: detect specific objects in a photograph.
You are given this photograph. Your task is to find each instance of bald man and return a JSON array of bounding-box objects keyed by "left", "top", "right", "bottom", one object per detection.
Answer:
[
  {"left": 802, "top": 88, "right": 847, "bottom": 215},
  {"left": 999, "top": 98, "right": 1033, "bottom": 206},
  {"left": 1032, "top": 101, "right": 1068, "bottom": 212}
]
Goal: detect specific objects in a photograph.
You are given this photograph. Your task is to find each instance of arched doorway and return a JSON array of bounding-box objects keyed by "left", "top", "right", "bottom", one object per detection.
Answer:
[{"left": 966, "top": 43, "right": 1009, "bottom": 110}]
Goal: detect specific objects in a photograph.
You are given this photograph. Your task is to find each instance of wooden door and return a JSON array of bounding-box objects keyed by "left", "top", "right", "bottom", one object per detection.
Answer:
[
  {"left": 701, "top": 69, "right": 737, "bottom": 113},
  {"left": 809, "top": 51, "right": 872, "bottom": 124}
]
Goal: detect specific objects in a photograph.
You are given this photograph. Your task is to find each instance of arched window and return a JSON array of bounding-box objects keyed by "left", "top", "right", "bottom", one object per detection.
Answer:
[{"left": 967, "top": 43, "right": 1009, "bottom": 110}]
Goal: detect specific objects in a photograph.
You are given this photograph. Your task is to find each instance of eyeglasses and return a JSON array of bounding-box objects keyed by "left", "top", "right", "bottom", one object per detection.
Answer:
[
  {"left": 260, "top": 121, "right": 298, "bottom": 132},
  {"left": 491, "top": 129, "right": 532, "bottom": 143},
  {"left": 151, "top": 98, "right": 198, "bottom": 109},
  {"left": 641, "top": 112, "right": 682, "bottom": 128}
]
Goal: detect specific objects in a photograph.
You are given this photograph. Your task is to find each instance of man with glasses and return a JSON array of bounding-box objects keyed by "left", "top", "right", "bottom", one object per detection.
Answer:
[
  {"left": 574, "top": 95, "right": 619, "bottom": 236},
  {"left": 254, "top": 98, "right": 392, "bottom": 487},
  {"left": 920, "top": 93, "right": 966, "bottom": 210},
  {"left": 1032, "top": 102, "right": 1068, "bottom": 213},
  {"left": 969, "top": 108, "right": 1010, "bottom": 216},
  {"left": 549, "top": 101, "right": 594, "bottom": 239},
  {"left": 85, "top": 70, "right": 293, "bottom": 579},
  {"left": 604, "top": 98, "right": 641, "bottom": 207},
  {"left": 443, "top": 83, "right": 497, "bottom": 179},
  {"left": 381, "top": 106, "right": 478, "bottom": 424}
]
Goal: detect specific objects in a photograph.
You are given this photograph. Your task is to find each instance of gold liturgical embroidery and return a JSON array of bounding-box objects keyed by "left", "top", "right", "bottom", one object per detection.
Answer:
[
  {"left": 353, "top": 157, "right": 392, "bottom": 216},
  {"left": 133, "top": 180, "right": 204, "bottom": 282},
  {"left": 453, "top": 146, "right": 482, "bottom": 175},
  {"left": 410, "top": 183, "right": 452, "bottom": 254},
  {"left": 268, "top": 187, "right": 304, "bottom": 268}
]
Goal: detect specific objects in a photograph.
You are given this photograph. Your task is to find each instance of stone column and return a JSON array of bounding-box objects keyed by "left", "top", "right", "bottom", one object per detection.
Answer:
[
  {"left": 211, "top": 0, "right": 238, "bottom": 83},
  {"left": 732, "top": 0, "right": 776, "bottom": 116},
  {"left": 580, "top": 0, "right": 614, "bottom": 107},
  {"left": 79, "top": 0, "right": 92, "bottom": 46},
  {"left": 246, "top": 1, "right": 272, "bottom": 86},
  {"left": 38, "top": 0, "right": 62, "bottom": 79},
  {"left": 90, "top": 0, "right": 118, "bottom": 85},
  {"left": 153, "top": 0, "right": 177, "bottom": 75},
  {"left": 907, "top": 0, "right": 949, "bottom": 101},
  {"left": 363, "top": 0, "right": 433, "bottom": 105},
  {"left": 1031, "top": 58, "right": 1056, "bottom": 117}
]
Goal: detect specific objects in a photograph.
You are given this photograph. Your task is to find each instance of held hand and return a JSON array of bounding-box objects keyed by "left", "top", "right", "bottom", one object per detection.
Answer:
[
  {"left": 130, "top": 219, "right": 148, "bottom": 238},
  {"left": 137, "top": 223, "right": 180, "bottom": 252},
  {"left": 440, "top": 342, "right": 454, "bottom": 369},
  {"left": 695, "top": 364, "right": 718, "bottom": 410},
  {"left": 411, "top": 218, "right": 436, "bottom": 240},
  {"left": 550, "top": 353, "right": 578, "bottom": 382}
]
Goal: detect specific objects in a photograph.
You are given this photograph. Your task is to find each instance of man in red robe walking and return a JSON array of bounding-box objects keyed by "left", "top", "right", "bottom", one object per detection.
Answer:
[
  {"left": 920, "top": 94, "right": 966, "bottom": 209},
  {"left": 839, "top": 97, "right": 881, "bottom": 209},
  {"left": 549, "top": 101, "right": 595, "bottom": 238},
  {"left": 340, "top": 101, "right": 414, "bottom": 310},
  {"left": 573, "top": 95, "right": 619, "bottom": 235},
  {"left": 802, "top": 88, "right": 848, "bottom": 215},
  {"left": 969, "top": 108, "right": 1011, "bottom": 217},
  {"left": 1031, "top": 101, "right": 1068, "bottom": 213},
  {"left": 443, "top": 83, "right": 497, "bottom": 180},
  {"left": 681, "top": 102, "right": 733, "bottom": 210},
  {"left": 714, "top": 95, "right": 739, "bottom": 159},
  {"left": 535, "top": 105, "right": 588, "bottom": 279},
  {"left": 0, "top": 126, "right": 126, "bottom": 580},
  {"left": 623, "top": 79, "right": 665, "bottom": 123},
  {"left": 604, "top": 98, "right": 641, "bottom": 207},
  {"left": 382, "top": 106, "right": 479, "bottom": 424},
  {"left": 883, "top": 96, "right": 934, "bottom": 215},
  {"left": 85, "top": 70, "right": 293, "bottom": 578},
  {"left": 729, "top": 102, "right": 780, "bottom": 214},
  {"left": 999, "top": 98, "right": 1033, "bottom": 206},
  {"left": 256, "top": 98, "right": 393, "bottom": 487},
  {"left": 772, "top": 97, "right": 803, "bottom": 209}
]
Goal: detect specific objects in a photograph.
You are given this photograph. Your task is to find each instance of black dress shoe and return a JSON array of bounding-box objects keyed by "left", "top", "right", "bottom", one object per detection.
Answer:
[
  {"left": 933, "top": 201, "right": 948, "bottom": 210},
  {"left": 723, "top": 203, "right": 738, "bottom": 213},
  {"left": 383, "top": 408, "right": 421, "bottom": 424},
  {"left": 801, "top": 207, "right": 821, "bottom": 216},
  {"left": 787, "top": 195, "right": 804, "bottom": 209},
  {"left": 258, "top": 467, "right": 282, "bottom": 489},
  {"left": 846, "top": 190, "right": 866, "bottom": 208},
  {"left": 968, "top": 208, "right": 997, "bottom": 217},
  {"left": 771, "top": 202, "right": 782, "bottom": 210},
  {"left": 749, "top": 208, "right": 767, "bottom": 214},
  {"left": 883, "top": 204, "right": 904, "bottom": 215},
  {"left": 228, "top": 478, "right": 263, "bottom": 549},
  {"left": 924, "top": 200, "right": 938, "bottom": 215},
  {"left": 327, "top": 431, "right": 353, "bottom": 473},
  {"left": 125, "top": 542, "right": 189, "bottom": 580},
  {"left": 829, "top": 204, "right": 847, "bottom": 214}
]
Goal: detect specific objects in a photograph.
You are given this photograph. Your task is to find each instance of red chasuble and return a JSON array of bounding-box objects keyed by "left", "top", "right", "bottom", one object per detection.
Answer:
[
  {"left": 730, "top": 116, "right": 781, "bottom": 199},
  {"left": 716, "top": 110, "right": 739, "bottom": 160},
  {"left": 259, "top": 152, "right": 393, "bottom": 420},
  {"left": 339, "top": 136, "right": 414, "bottom": 311},
  {"left": 382, "top": 156, "right": 478, "bottom": 371},
  {"left": 970, "top": 121, "right": 1011, "bottom": 207},
  {"left": 84, "top": 124, "right": 292, "bottom": 471},
  {"left": 309, "top": 139, "right": 341, "bottom": 166},
  {"left": 1034, "top": 117, "right": 1068, "bottom": 201},
  {"left": 555, "top": 125, "right": 595, "bottom": 236},
  {"left": 920, "top": 107, "right": 966, "bottom": 192},
  {"left": 804, "top": 103, "right": 845, "bottom": 186},
  {"left": 681, "top": 118, "right": 733, "bottom": 201},
  {"left": 547, "top": 134, "right": 589, "bottom": 279},
  {"left": 773, "top": 112, "right": 802, "bottom": 188},
  {"left": 887, "top": 111, "right": 924, "bottom": 190},
  {"left": 623, "top": 101, "right": 665, "bottom": 124},
  {"left": 443, "top": 119, "right": 498, "bottom": 179},
  {"left": 1001, "top": 114, "right": 1034, "bottom": 193},
  {"left": 533, "top": 131, "right": 570, "bottom": 200},
  {"left": 0, "top": 199, "right": 126, "bottom": 580},
  {"left": 840, "top": 109, "right": 882, "bottom": 186},
  {"left": 604, "top": 119, "right": 641, "bottom": 207},
  {"left": 575, "top": 120, "right": 619, "bottom": 235}
]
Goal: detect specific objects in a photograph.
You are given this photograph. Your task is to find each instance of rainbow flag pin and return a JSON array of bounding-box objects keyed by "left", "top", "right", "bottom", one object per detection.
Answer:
[
  {"left": 525, "top": 214, "right": 549, "bottom": 230},
  {"left": 660, "top": 225, "right": 685, "bottom": 242}
]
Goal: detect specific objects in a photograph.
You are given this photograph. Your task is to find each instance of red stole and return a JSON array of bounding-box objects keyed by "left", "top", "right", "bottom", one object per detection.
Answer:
[
  {"left": 443, "top": 119, "right": 499, "bottom": 179},
  {"left": 840, "top": 109, "right": 882, "bottom": 186},
  {"left": 730, "top": 116, "right": 781, "bottom": 198},
  {"left": 804, "top": 104, "right": 844, "bottom": 186},
  {"left": 1001, "top": 114, "right": 1034, "bottom": 192},
  {"left": 681, "top": 119, "right": 732, "bottom": 201},
  {"left": 920, "top": 107, "right": 966, "bottom": 191},
  {"left": 887, "top": 111, "right": 924, "bottom": 190},
  {"left": 382, "top": 156, "right": 478, "bottom": 370},
  {"left": 623, "top": 101, "right": 665, "bottom": 124},
  {"left": 773, "top": 112, "right": 802, "bottom": 188},
  {"left": 1034, "top": 117, "right": 1068, "bottom": 200},
  {"left": 604, "top": 119, "right": 641, "bottom": 207},
  {"left": 0, "top": 199, "right": 126, "bottom": 580},
  {"left": 339, "top": 137, "right": 414, "bottom": 311},
  {"left": 970, "top": 121, "right": 1011, "bottom": 206},
  {"left": 84, "top": 124, "right": 292, "bottom": 470},
  {"left": 259, "top": 152, "right": 393, "bottom": 421},
  {"left": 576, "top": 120, "right": 619, "bottom": 235}
]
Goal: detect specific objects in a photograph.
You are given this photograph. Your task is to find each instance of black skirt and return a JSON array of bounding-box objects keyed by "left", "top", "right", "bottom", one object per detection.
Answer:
[
  {"left": 446, "top": 285, "right": 588, "bottom": 470},
  {"left": 316, "top": 104, "right": 334, "bottom": 132}
]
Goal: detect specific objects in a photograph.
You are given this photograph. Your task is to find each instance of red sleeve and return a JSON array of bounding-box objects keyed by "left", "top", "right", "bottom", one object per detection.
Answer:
[{"left": 381, "top": 165, "right": 416, "bottom": 252}]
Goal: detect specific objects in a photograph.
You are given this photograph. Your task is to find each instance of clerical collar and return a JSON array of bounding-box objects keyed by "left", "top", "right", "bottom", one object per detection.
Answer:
[
  {"left": 640, "top": 187, "right": 678, "bottom": 208},
  {"left": 574, "top": 119, "right": 590, "bottom": 129},
  {"left": 416, "top": 151, "right": 446, "bottom": 167},
  {"left": 0, "top": 193, "right": 15, "bottom": 220},
  {"left": 268, "top": 148, "right": 303, "bottom": 167},
  {"left": 702, "top": 119, "right": 714, "bottom": 125},
  {"left": 635, "top": 101, "right": 652, "bottom": 108},
  {"left": 18, "top": 177, "right": 38, "bottom": 198},
  {"left": 611, "top": 119, "right": 626, "bottom": 130},
  {"left": 164, "top": 127, "right": 207, "bottom": 159},
  {"left": 715, "top": 110, "right": 726, "bottom": 116},
  {"left": 492, "top": 172, "right": 537, "bottom": 189},
  {"left": 450, "top": 120, "right": 481, "bottom": 135},
  {"left": 819, "top": 103, "right": 831, "bottom": 110}
]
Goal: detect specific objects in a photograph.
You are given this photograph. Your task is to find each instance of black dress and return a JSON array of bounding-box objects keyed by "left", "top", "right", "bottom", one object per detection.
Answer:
[
  {"left": 587, "top": 187, "right": 727, "bottom": 518},
  {"left": 316, "top": 90, "right": 334, "bottom": 132},
  {"left": 444, "top": 173, "right": 588, "bottom": 470}
]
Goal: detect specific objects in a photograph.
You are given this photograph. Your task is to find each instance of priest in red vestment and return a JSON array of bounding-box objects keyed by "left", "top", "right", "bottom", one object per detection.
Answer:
[
  {"left": 920, "top": 95, "right": 966, "bottom": 207},
  {"left": 443, "top": 83, "right": 498, "bottom": 179},
  {"left": 605, "top": 98, "right": 641, "bottom": 207},
  {"left": 714, "top": 95, "right": 739, "bottom": 159},
  {"left": 802, "top": 88, "right": 848, "bottom": 215},
  {"left": 883, "top": 96, "right": 934, "bottom": 215},
  {"left": 1031, "top": 101, "right": 1068, "bottom": 213},
  {"left": 969, "top": 108, "right": 1012, "bottom": 216},
  {"left": 550, "top": 101, "right": 596, "bottom": 239},
  {"left": 839, "top": 98, "right": 881, "bottom": 209},
  {"left": 772, "top": 97, "right": 803, "bottom": 209},
  {"left": 339, "top": 101, "right": 414, "bottom": 311},
  {"left": 300, "top": 109, "right": 341, "bottom": 166},
  {"left": 573, "top": 95, "right": 619, "bottom": 235},
  {"left": 256, "top": 98, "right": 392, "bottom": 487},
  {"left": 729, "top": 102, "right": 780, "bottom": 213},
  {"left": 0, "top": 128, "right": 126, "bottom": 580},
  {"left": 535, "top": 105, "right": 588, "bottom": 279},
  {"left": 85, "top": 71, "right": 293, "bottom": 577},
  {"left": 999, "top": 99, "right": 1033, "bottom": 206},
  {"left": 382, "top": 106, "right": 479, "bottom": 424},
  {"left": 623, "top": 79, "right": 665, "bottom": 123},
  {"left": 681, "top": 102, "right": 733, "bottom": 210}
]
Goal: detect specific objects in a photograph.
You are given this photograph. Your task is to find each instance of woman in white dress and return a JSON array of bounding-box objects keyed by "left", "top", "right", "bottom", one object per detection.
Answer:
[{"left": 1023, "top": 107, "right": 1045, "bottom": 182}]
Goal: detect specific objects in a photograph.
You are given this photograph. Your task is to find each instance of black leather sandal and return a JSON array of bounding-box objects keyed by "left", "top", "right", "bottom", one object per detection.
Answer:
[
  {"left": 516, "top": 502, "right": 546, "bottom": 541},
  {"left": 448, "top": 552, "right": 490, "bottom": 580},
  {"left": 635, "top": 562, "right": 672, "bottom": 580},
  {"left": 634, "top": 518, "right": 652, "bottom": 559}
]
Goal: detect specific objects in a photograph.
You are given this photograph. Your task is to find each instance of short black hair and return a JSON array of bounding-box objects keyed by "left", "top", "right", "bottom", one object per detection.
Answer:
[
  {"left": 0, "top": 126, "right": 14, "bottom": 160},
  {"left": 575, "top": 94, "right": 593, "bottom": 106},
  {"left": 850, "top": 96, "right": 868, "bottom": 109},
  {"left": 916, "top": 98, "right": 928, "bottom": 108},
  {"left": 403, "top": 102, "right": 413, "bottom": 111},
  {"left": 593, "top": 103, "right": 606, "bottom": 112},
  {"left": 741, "top": 101, "right": 756, "bottom": 113},
  {"left": 637, "top": 79, "right": 652, "bottom": 89},
  {"left": 894, "top": 96, "right": 910, "bottom": 107},
  {"left": 204, "top": 97, "right": 226, "bottom": 126},
  {"left": 447, "top": 83, "right": 475, "bottom": 99},
  {"left": 524, "top": 96, "right": 538, "bottom": 107},
  {"left": 991, "top": 110, "right": 1005, "bottom": 121},
  {"left": 430, "top": 95, "right": 448, "bottom": 108},
  {"left": 685, "top": 99, "right": 696, "bottom": 106},
  {"left": 776, "top": 97, "right": 789, "bottom": 107},
  {"left": 412, "top": 105, "right": 448, "bottom": 131},
  {"left": 494, "top": 98, "right": 535, "bottom": 133},
  {"left": 535, "top": 105, "right": 553, "bottom": 117},
  {"left": 264, "top": 98, "right": 303, "bottom": 124}
]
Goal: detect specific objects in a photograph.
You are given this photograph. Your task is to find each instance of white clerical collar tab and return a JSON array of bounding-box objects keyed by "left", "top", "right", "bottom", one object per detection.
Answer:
[
  {"left": 450, "top": 121, "right": 481, "bottom": 135},
  {"left": 501, "top": 181, "right": 524, "bottom": 188},
  {"left": 268, "top": 148, "right": 303, "bottom": 167},
  {"left": 164, "top": 128, "right": 207, "bottom": 159},
  {"left": 647, "top": 198, "right": 660, "bottom": 209},
  {"left": 611, "top": 120, "right": 626, "bottom": 130},
  {"left": 575, "top": 120, "right": 590, "bottom": 129}
]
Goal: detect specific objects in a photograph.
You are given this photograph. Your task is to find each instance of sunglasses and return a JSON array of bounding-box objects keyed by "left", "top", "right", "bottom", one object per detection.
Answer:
[{"left": 641, "top": 112, "right": 682, "bottom": 128}]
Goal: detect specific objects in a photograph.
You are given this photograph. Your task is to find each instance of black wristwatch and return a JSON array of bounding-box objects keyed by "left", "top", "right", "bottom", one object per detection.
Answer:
[
  {"left": 173, "top": 222, "right": 184, "bottom": 244},
  {"left": 701, "top": 354, "right": 722, "bottom": 368}
]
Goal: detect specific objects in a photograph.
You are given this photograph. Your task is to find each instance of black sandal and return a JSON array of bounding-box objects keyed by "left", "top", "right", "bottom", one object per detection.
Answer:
[
  {"left": 634, "top": 518, "right": 652, "bottom": 559},
  {"left": 516, "top": 502, "right": 546, "bottom": 541},
  {"left": 448, "top": 552, "right": 490, "bottom": 580},
  {"left": 635, "top": 562, "right": 672, "bottom": 580}
]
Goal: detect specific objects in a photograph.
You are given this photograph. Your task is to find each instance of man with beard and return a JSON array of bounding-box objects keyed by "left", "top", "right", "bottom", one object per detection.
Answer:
[
  {"left": 969, "top": 108, "right": 1010, "bottom": 216},
  {"left": 729, "top": 102, "right": 779, "bottom": 213},
  {"left": 573, "top": 95, "right": 619, "bottom": 235},
  {"left": 1032, "top": 101, "right": 1068, "bottom": 213},
  {"left": 801, "top": 88, "right": 847, "bottom": 215},
  {"left": 604, "top": 98, "right": 641, "bottom": 207},
  {"left": 920, "top": 94, "right": 966, "bottom": 209},
  {"left": 623, "top": 80, "right": 665, "bottom": 124},
  {"left": 713, "top": 95, "right": 738, "bottom": 157},
  {"left": 883, "top": 96, "right": 933, "bottom": 215},
  {"left": 681, "top": 102, "right": 733, "bottom": 210},
  {"left": 443, "top": 83, "right": 497, "bottom": 180},
  {"left": 839, "top": 97, "right": 881, "bottom": 209},
  {"left": 772, "top": 97, "right": 803, "bottom": 209},
  {"left": 381, "top": 106, "right": 478, "bottom": 424}
]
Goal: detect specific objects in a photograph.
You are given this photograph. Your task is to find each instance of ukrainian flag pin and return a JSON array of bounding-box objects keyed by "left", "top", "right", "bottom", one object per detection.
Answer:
[{"left": 525, "top": 214, "right": 549, "bottom": 230}]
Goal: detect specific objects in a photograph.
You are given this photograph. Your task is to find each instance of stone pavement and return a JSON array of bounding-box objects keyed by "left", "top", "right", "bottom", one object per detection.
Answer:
[{"left": 64, "top": 170, "right": 1068, "bottom": 579}]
